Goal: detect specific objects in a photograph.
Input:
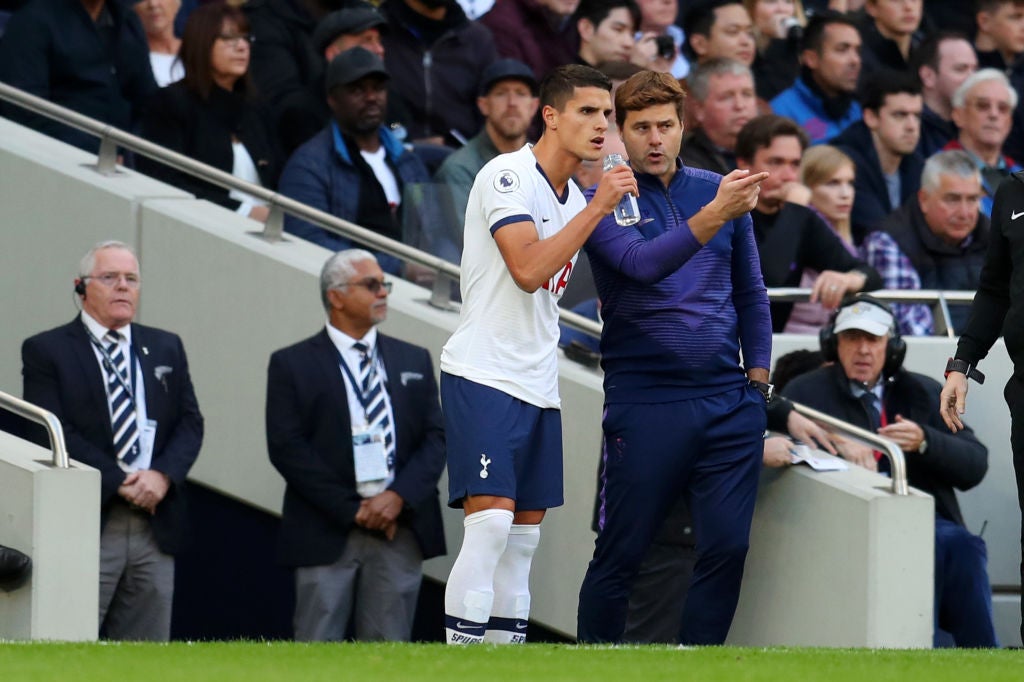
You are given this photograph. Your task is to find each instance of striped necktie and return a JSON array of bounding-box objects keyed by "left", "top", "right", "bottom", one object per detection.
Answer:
[
  {"left": 104, "top": 331, "right": 140, "bottom": 465},
  {"left": 353, "top": 341, "right": 394, "bottom": 471}
]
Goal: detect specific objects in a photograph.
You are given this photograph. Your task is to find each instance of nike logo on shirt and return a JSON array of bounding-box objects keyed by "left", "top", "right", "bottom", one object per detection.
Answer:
[{"left": 1013, "top": 210, "right": 1024, "bottom": 220}]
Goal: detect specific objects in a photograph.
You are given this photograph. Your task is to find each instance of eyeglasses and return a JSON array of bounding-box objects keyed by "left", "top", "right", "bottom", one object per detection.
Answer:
[
  {"left": 966, "top": 98, "right": 1012, "bottom": 115},
  {"left": 217, "top": 33, "right": 254, "bottom": 47},
  {"left": 344, "top": 278, "right": 392, "bottom": 294},
  {"left": 85, "top": 272, "right": 141, "bottom": 289}
]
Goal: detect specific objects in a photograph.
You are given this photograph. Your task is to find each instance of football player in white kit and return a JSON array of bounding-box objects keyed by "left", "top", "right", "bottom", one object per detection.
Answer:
[{"left": 440, "top": 64, "right": 638, "bottom": 645}]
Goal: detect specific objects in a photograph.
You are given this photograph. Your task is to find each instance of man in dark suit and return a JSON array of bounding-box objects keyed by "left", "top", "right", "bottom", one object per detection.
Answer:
[
  {"left": 21, "top": 240, "right": 203, "bottom": 641},
  {"left": 266, "top": 249, "right": 445, "bottom": 642}
]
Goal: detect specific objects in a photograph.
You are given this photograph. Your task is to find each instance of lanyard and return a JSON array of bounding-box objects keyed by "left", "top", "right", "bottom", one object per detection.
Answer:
[
  {"left": 88, "top": 330, "right": 139, "bottom": 413},
  {"left": 335, "top": 344, "right": 381, "bottom": 418}
]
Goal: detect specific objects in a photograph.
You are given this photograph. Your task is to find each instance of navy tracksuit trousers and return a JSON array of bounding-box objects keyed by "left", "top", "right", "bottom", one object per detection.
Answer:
[{"left": 577, "top": 384, "right": 766, "bottom": 644}]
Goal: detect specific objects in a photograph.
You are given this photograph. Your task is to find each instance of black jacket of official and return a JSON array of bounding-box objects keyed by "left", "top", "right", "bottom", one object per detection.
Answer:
[{"left": 783, "top": 363, "right": 988, "bottom": 527}]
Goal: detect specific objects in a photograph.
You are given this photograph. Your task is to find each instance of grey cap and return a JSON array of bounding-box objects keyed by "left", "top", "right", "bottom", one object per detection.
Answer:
[
  {"left": 479, "top": 59, "right": 539, "bottom": 97},
  {"left": 312, "top": 5, "right": 388, "bottom": 55},
  {"left": 325, "top": 47, "right": 389, "bottom": 92}
]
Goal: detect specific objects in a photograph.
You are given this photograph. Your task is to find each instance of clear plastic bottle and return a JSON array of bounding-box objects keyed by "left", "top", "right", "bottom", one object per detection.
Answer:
[{"left": 602, "top": 153, "right": 640, "bottom": 226}]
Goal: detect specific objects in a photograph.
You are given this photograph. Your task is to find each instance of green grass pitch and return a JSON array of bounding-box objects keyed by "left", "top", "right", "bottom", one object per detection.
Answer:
[{"left": 1, "top": 642, "right": 1022, "bottom": 681}]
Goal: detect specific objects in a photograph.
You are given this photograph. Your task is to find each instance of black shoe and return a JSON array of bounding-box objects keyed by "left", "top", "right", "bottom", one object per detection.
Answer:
[{"left": 0, "top": 544, "right": 31, "bottom": 591}]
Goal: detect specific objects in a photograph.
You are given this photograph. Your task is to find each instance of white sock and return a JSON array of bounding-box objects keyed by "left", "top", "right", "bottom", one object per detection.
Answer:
[
  {"left": 484, "top": 524, "right": 540, "bottom": 644},
  {"left": 444, "top": 509, "right": 513, "bottom": 645}
]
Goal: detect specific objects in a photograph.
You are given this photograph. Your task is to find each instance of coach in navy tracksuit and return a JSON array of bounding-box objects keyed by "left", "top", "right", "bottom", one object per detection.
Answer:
[{"left": 577, "top": 71, "right": 772, "bottom": 645}]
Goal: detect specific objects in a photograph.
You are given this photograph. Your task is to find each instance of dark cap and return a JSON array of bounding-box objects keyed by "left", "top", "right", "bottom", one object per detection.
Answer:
[
  {"left": 312, "top": 5, "right": 388, "bottom": 55},
  {"left": 325, "top": 47, "right": 389, "bottom": 92},
  {"left": 479, "top": 59, "right": 539, "bottom": 96}
]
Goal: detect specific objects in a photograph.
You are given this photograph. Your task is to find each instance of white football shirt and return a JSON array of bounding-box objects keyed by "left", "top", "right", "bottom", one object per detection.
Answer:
[{"left": 441, "top": 144, "right": 586, "bottom": 409}]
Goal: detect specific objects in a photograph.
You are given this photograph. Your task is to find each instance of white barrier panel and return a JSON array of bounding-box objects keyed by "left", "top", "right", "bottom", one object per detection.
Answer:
[
  {"left": 0, "top": 432, "right": 100, "bottom": 640},
  {"left": 729, "top": 462, "right": 935, "bottom": 647}
]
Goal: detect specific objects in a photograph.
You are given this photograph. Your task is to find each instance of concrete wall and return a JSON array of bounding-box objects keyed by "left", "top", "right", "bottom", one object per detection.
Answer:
[
  {"left": 0, "top": 432, "right": 100, "bottom": 640},
  {"left": 1, "top": 116, "right": 1019, "bottom": 645}
]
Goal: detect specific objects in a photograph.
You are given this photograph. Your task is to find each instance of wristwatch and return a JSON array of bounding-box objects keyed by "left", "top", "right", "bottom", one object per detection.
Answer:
[
  {"left": 749, "top": 380, "right": 775, "bottom": 403},
  {"left": 944, "top": 357, "right": 986, "bottom": 385}
]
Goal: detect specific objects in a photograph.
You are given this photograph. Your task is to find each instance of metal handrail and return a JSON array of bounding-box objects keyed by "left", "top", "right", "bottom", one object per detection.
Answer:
[
  {"left": 0, "top": 82, "right": 979, "bottom": 338},
  {"left": 790, "top": 401, "right": 908, "bottom": 496},
  {"left": 0, "top": 390, "right": 69, "bottom": 469}
]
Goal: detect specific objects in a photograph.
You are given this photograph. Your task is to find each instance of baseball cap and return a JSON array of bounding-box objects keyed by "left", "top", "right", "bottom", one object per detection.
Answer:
[
  {"left": 479, "top": 59, "right": 539, "bottom": 97},
  {"left": 325, "top": 47, "right": 389, "bottom": 92},
  {"left": 312, "top": 4, "right": 388, "bottom": 55},
  {"left": 833, "top": 300, "right": 895, "bottom": 337}
]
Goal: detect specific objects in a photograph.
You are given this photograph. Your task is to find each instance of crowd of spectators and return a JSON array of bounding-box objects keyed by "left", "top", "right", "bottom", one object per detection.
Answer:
[{"left": 0, "top": 0, "right": 1016, "bottom": 335}]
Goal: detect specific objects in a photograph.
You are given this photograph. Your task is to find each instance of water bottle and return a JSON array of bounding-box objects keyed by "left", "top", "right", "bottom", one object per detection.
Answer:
[{"left": 603, "top": 153, "right": 641, "bottom": 226}]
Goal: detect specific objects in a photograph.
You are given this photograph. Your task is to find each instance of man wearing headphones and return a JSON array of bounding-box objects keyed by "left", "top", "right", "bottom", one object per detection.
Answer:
[
  {"left": 783, "top": 294, "right": 998, "bottom": 647},
  {"left": 21, "top": 240, "right": 203, "bottom": 640}
]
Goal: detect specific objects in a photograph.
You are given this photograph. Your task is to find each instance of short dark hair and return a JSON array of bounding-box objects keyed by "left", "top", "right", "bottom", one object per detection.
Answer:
[
  {"left": 539, "top": 64, "right": 612, "bottom": 111},
  {"left": 734, "top": 114, "right": 808, "bottom": 162},
  {"left": 860, "top": 71, "right": 921, "bottom": 112},
  {"left": 574, "top": 0, "right": 642, "bottom": 34},
  {"left": 909, "top": 30, "right": 972, "bottom": 80},
  {"left": 614, "top": 70, "right": 686, "bottom": 129},
  {"left": 180, "top": 2, "right": 253, "bottom": 100},
  {"left": 771, "top": 349, "right": 824, "bottom": 392},
  {"left": 800, "top": 10, "right": 859, "bottom": 55}
]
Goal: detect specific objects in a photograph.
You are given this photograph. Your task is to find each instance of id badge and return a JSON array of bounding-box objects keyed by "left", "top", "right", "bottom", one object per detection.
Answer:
[
  {"left": 352, "top": 426, "right": 389, "bottom": 483},
  {"left": 139, "top": 419, "right": 157, "bottom": 463}
]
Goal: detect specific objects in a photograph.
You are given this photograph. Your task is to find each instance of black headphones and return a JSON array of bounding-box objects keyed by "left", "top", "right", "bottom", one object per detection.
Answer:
[
  {"left": 819, "top": 293, "right": 906, "bottom": 380},
  {"left": 74, "top": 278, "right": 87, "bottom": 297}
]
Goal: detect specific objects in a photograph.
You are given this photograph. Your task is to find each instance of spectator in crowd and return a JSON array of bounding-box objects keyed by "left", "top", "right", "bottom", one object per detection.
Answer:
[
  {"left": 743, "top": 0, "right": 805, "bottom": 101},
  {"left": 785, "top": 294, "right": 998, "bottom": 648},
  {"left": 266, "top": 249, "right": 446, "bottom": 642},
  {"left": 0, "top": 0, "right": 157, "bottom": 153},
  {"left": 243, "top": 0, "right": 342, "bottom": 157},
  {"left": 861, "top": 150, "right": 989, "bottom": 335},
  {"left": 913, "top": 32, "right": 979, "bottom": 158},
  {"left": 22, "top": 240, "right": 204, "bottom": 640},
  {"left": 304, "top": 4, "right": 428, "bottom": 165},
  {"left": 682, "top": 0, "right": 756, "bottom": 67},
  {"left": 434, "top": 59, "right": 539, "bottom": 252},
  {"left": 857, "top": 0, "right": 924, "bottom": 83},
  {"left": 314, "top": 3, "right": 386, "bottom": 62},
  {"left": 771, "top": 11, "right": 862, "bottom": 144},
  {"left": 631, "top": 0, "right": 688, "bottom": 78},
  {"left": 833, "top": 75, "right": 925, "bottom": 243},
  {"left": 945, "top": 68, "right": 1022, "bottom": 216},
  {"left": 575, "top": 0, "right": 640, "bottom": 68},
  {"left": 134, "top": 0, "right": 184, "bottom": 87},
  {"left": 381, "top": 0, "right": 497, "bottom": 147},
  {"left": 680, "top": 58, "right": 758, "bottom": 175},
  {"left": 736, "top": 115, "right": 882, "bottom": 331},
  {"left": 578, "top": 69, "right": 771, "bottom": 646},
  {"left": 974, "top": 0, "right": 1024, "bottom": 162},
  {"left": 481, "top": 0, "right": 581, "bottom": 82},
  {"left": 279, "top": 48, "right": 455, "bottom": 275},
  {"left": 138, "top": 3, "right": 281, "bottom": 223},
  {"left": 784, "top": 144, "right": 858, "bottom": 333},
  {"left": 974, "top": 0, "right": 1024, "bottom": 75}
]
